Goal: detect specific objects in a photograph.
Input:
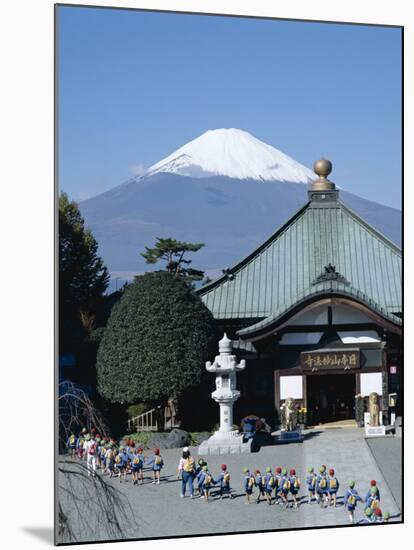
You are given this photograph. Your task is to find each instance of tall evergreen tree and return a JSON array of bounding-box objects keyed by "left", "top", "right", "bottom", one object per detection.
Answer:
[{"left": 59, "top": 192, "right": 109, "bottom": 352}]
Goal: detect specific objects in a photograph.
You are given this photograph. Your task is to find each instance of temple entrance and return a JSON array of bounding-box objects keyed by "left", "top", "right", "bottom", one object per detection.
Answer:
[{"left": 306, "top": 373, "right": 356, "bottom": 425}]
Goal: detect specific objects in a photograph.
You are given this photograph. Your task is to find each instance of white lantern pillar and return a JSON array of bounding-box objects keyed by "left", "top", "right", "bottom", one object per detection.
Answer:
[{"left": 199, "top": 333, "right": 251, "bottom": 455}]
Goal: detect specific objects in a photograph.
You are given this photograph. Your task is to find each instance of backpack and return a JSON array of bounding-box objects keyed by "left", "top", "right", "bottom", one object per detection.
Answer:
[
  {"left": 183, "top": 458, "right": 195, "bottom": 473},
  {"left": 115, "top": 455, "right": 121, "bottom": 464},
  {"left": 371, "top": 498, "right": 379, "bottom": 510},
  {"left": 204, "top": 473, "right": 212, "bottom": 486},
  {"left": 329, "top": 478, "right": 337, "bottom": 490},
  {"left": 311, "top": 475, "right": 317, "bottom": 488},
  {"left": 223, "top": 472, "right": 230, "bottom": 485},
  {"left": 133, "top": 457, "right": 140, "bottom": 465},
  {"left": 347, "top": 493, "right": 356, "bottom": 506},
  {"left": 293, "top": 478, "right": 300, "bottom": 489},
  {"left": 155, "top": 455, "right": 162, "bottom": 465},
  {"left": 89, "top": 443, "right": 97, "bottom": 455},
  {"left": 248, "top": 476, "right": 255, "bottom": 489},
  {"left": 268, "top": 476, "right": 275, "bottom": 487},
  {"left": 319, "top": 477, "right": 327, "bottom": 489},
  {"left": 283, "top": 479, "right": 291, "bottom": 491},
  {"left": 69, "top": 435, "right": 76, "bottom": 445}
]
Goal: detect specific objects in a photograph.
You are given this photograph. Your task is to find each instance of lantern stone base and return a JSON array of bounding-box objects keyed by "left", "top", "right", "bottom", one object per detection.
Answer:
[
  {"left": 279, "top": 429, "right": 304, "bottom": 443},
  {"left": 365, "top": 425, "right": 386, "bottom": 438},
  {"left": 198, "top": 431, "right": 252, "bottom": 456}
]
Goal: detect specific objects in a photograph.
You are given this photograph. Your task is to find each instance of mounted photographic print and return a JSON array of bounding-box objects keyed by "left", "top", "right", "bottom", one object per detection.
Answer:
[{"left": 56, "top": 3, "right": 403, "bottom": 545}]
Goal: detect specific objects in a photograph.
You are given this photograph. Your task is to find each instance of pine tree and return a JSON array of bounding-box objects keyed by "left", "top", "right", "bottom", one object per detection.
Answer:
[{"left": 141, "top": 237, "right": 205, "bottom": 282}]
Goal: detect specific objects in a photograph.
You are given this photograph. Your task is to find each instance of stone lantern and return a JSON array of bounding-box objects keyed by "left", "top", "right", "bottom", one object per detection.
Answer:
[{"left": 198, "top": 333, "right": 252, "bottom": 455}]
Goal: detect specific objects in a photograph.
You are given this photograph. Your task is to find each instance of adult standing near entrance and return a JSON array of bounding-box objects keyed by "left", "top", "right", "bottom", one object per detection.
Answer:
[{"left": 177, "top": 447, "right": 196, "bottom": 498}]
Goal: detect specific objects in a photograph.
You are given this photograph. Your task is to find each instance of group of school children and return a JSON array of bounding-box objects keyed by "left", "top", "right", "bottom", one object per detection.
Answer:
[
  {"left": 242, "top": 464, "right": 390, "bottom": 523},
  {"left": 67, "top": 430, "right": 391, "bottom": 524},
  {"left": 67, "top": 428, "right": 164, "bottom": 484}
]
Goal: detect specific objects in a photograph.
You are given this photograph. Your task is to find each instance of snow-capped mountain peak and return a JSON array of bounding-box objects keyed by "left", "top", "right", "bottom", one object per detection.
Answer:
[{"left": 145, "top": 128, "right": 315, "bottom": 184}]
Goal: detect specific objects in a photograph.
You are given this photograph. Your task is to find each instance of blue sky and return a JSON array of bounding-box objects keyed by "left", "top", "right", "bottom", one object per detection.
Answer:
[{"left": 58, "top": 6, "right": 402, "bottom": 209}]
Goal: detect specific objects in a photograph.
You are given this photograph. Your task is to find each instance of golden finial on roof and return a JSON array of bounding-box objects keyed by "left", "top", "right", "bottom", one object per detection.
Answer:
[{"left": 311, "top": 158, "right": 336, "bottom": 191}]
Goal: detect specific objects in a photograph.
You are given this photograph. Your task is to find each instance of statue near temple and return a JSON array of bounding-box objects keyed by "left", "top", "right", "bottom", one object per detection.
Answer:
[
  {"left": 282, "top": 397, "right": 298, "bottom": 432},
  {"left": 164, "top": 395, "right": 180, "bottom": 429},
  {"left": 368, "top": 392, "right": 380, "bottom": 426}
]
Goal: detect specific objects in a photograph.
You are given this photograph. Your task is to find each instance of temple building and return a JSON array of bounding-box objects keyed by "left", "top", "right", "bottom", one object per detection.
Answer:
[{"left": 198, "top": 159, "right": 402, "bottom": 426}]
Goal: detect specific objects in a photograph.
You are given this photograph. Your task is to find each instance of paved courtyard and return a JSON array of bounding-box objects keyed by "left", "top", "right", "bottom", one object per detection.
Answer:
[{"left": 59, "top": 428, "right": 402, "bottom": 543}]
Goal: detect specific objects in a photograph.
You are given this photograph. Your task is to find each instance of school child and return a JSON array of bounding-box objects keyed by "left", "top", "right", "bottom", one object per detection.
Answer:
[
  {"left": 289, "top": 469, "right": 300, "bottom": 508},
  {"left": 359, "top": 507, "right": 375, "bottom": 524},
  {"left": 85, "top": 434, "right": 98, "bottom": 477},
  {"left": 316, "top": 466, "right": 329, "bottom": 508},
  {"left": 243, "top": 468, "right": 256, "bottom": 504},
  {"left": 136, "top": 447, "right": 145, "bottom": 484},
  {"left": 306, "top": 467, "right": 317, "bottom": 504},
  {"left": 115, "top": 446, "right": 129, "bottom": 483},
  {"left": 96, "top": 438, "right": 104, "bottom": 470},
  {"left": 327, "top": 468, "right": 339, "bottom": 507},
  {"left": 200, "top": 465, "right": 215, "bottom": 502},
  {"left": 382, "top": 511, "right": 390, "bottom": 523},
  {"left": 274, "top": 467, "right": 283, "bottom": 504},
  {"left": 105, "top": 444, "right": 115, "bottom": 477},
  {"left": 131, "top": 448, "right": 144, "bottom": 485},
  {"left": 76, "top": 429, "right": 87, "bottom": 459},
  {"left": 264, "top": 467, "right": 275, "bottom": 505},
  {"left": 279, "top": 468, "right": 291, "bottom": 508},
  {"left": 146, "top": 448, "right": 164, "bottom": 484},
  {"left": 365, "top": 480, "right": 381, "bottom": 502},
  {"left": 254, "top": 470, "right": 265, "bottom": 503},
  {"left": 364, "top": 486, "right": 380, "bottom": 512},
  {"left": 344, "top": 480, "right": 362, "bottom": 524},
  {"left": 67, "top": 433, "right": 77, "bottom": 458},
  {"left": 218, "top": 464, "right": 234, "bottom": 500},
  {"left": 195, "top": 459, "right": 206, "bottom": 495}
]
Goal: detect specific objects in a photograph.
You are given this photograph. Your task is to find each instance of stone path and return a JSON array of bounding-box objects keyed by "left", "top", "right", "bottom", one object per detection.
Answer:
[
  {"left": 60, "top": 428, "right": 401, "bottom": 542},
  {"left": 365, "top": 436, "right": 402, "bottom": 510}
]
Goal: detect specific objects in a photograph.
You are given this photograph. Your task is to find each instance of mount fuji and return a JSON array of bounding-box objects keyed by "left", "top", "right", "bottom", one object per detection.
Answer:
[{"left": 79, "top": 128, "right": 401, "bottom": 284}]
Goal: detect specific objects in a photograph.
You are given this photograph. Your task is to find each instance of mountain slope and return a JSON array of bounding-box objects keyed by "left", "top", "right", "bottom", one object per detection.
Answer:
[{"left": 80, "top": 173, "right": 401, "bottom": 281}]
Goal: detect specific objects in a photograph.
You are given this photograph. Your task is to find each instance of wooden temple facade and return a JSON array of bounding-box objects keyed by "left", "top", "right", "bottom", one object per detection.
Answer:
[{"left": 198, "top": 159, "right": 402, "bottom": 427}]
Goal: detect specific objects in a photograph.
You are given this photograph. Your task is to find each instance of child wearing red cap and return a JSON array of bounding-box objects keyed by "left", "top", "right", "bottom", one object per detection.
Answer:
[
  {"left": 146, "top": 448, "right": 164, "bottom": 484},
  {"left": 328, "top": 468, "right": 339, "bottom": 507},
  {"left": 218, "top": 464, "right": 234, "bottom": 499},
  {"left": 289, "top": 468, "right": 300, "bottom": 508}
]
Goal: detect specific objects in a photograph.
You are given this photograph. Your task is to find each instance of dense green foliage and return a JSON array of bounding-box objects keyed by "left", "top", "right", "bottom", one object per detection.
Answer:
[
  {"left": 96, "top": 271, "right": 215, "bottom": 405},
  {"left": 59, "top": 192, "right": 109, "bottom": 352},
  {"left": 141, "top": 237, "right": 205, "bottom": 282}
]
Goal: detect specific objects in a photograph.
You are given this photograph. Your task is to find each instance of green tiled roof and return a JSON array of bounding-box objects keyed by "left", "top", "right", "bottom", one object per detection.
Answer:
[{"left": 198, "top": 200, "right": 401, "bottom": 322}]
